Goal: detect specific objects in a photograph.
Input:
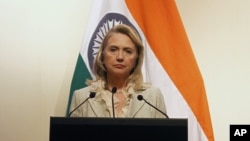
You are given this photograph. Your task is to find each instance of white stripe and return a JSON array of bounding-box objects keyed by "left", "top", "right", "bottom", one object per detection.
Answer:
[{"left": 143, "top": 40, "right": 207, "bottom": 141}]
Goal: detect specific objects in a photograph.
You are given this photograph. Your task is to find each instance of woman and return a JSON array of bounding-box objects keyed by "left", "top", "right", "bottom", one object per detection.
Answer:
[{"left": 70, "top": 24, "right": 167, "bottom": 118}]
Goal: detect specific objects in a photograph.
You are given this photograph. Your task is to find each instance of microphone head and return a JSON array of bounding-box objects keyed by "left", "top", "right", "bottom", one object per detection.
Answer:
[
  {"left": 89, "top": 92, "right": 96, "bottom": 98},
  {"left": 137, "top": 95, "right": 143, "bottom": 101},
  {"left": 111, "top": 87, "right": 117, "bottom": 93}
]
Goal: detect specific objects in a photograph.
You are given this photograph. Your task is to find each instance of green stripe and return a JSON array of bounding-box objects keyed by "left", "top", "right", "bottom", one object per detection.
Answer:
[{"left": 66, "top": 54, "right": 92, "bottom": 115}]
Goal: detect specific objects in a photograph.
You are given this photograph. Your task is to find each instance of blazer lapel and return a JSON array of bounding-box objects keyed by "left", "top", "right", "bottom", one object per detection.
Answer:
[
  {"left": 87, "top": 88, "right": 149, "bottom": 118},
  {"left": 88, "top": 94, "right": 108, "bottom": 117},
  {"left": 127, "top": 90, "right": 148, "bottom": 117}
]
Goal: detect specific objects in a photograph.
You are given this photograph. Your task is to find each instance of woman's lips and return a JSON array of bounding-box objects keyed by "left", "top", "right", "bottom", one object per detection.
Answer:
[{"left": 114, "top": 64, "right": 125, "bottom": 68}]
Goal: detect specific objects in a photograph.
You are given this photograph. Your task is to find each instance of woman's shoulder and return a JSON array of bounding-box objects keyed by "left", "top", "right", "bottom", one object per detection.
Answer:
[
  {"left": 76, "top": 86, "right": 90, "bottom": 91},
  {"left": 138, "top": 84, "right": 163, "bottom": 99},
  {"left": 74, "top": 86, "right": 92, "bottom": 96},
  {"left": 74, "top": 79, "right": 104, "bottom": 95},
  {"left": 139, "top": 83, "right": 161, "bottom": 92}
]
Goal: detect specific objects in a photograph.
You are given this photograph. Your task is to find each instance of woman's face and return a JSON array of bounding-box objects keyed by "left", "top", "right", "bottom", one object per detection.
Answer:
[{"left": 103, "top": 33, "right": 137, "bottom": 79}]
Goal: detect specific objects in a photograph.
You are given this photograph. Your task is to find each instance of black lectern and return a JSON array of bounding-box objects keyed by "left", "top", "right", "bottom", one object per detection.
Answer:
[{"left": 50, "top": 117, "right": 187, "bottom": 141}]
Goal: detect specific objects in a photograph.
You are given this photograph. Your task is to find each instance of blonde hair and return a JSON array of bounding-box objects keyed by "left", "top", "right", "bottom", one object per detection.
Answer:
[{"left": 87, "top": 24, "right": 145, "bottom": 90}]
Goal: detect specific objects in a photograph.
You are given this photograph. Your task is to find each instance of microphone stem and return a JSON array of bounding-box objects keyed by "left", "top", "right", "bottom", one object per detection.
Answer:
[
  {"left": 68, "top": 97, "right": 90, "bottom": 117},
  {"left": 111, "top": 87, "right": 117, "bottom": 118},
  {"left": 144, "top": 99, "right": 169, "bottom": 118},
  {"left": 112, "top": 93, "right": 115, "bottom": 118}
]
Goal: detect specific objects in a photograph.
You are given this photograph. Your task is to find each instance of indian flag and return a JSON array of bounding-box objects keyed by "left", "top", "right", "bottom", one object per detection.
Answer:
[{"left": 66, "top": 0, "right": 214, "bottom": 140}]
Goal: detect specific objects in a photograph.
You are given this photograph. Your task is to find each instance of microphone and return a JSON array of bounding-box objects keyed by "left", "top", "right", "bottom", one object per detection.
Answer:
[
  {"left": 111, "top": 87, "right": 117, "bottom": 118},
  {"left": 137, "top": 95, "right": 169, "bottom": 118},
  {"left": 68, "top": 92, "right": 96, "bottom": 117}
]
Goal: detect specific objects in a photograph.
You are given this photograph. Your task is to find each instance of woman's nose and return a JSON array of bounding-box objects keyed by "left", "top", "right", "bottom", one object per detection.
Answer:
[{"left": 116, "top": 51, "right": 124, "bottom": 61}]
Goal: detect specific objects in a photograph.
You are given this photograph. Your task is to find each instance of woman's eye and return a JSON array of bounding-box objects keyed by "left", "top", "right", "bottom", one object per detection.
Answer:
[
  {"left": 110, "top": 48, "right": 116, "bottom": 52},
  {"left": 126, "top": 50, "right": 132, "bottom": 54},
  {"left": 125, "top": 49, "right": 133, "bottom": 54}
]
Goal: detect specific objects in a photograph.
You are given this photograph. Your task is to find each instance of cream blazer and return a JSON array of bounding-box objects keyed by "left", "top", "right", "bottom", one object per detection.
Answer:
[{"left": 70, "top": 85, "right": 167, "bottom": 118}]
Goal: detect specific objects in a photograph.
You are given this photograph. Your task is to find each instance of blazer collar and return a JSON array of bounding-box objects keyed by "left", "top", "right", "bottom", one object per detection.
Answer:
[
  {"left": 88, "top": 90, "right": 149, "bottom": 117},
  {"left": 127, "top": 89, "right": 148, "bottom": 117},
  {"left": 87, "top": 80, "right": 150, "bottom": 117},
  {"left": 88, "top": 91, "right": 109, "bottom": 117}
]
